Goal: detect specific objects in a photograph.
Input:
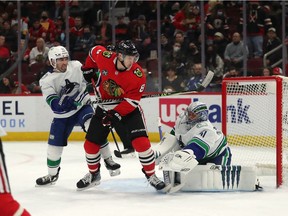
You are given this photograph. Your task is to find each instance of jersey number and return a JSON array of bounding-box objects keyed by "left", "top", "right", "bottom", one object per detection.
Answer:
[{"left": 199, "top": 130, "right": 207, "bottom": 138}]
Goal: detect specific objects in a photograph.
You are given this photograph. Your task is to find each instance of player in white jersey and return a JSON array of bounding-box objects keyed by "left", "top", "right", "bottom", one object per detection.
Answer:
[
  {"left": 0, "top": 126, "right": 31, "bottom": 215},
  {"left": 154, "top": 101, "right": 232, "bottom": 192},
  {"left": 36, "top": 46, "right": 120, "bottom": 186},
  {"left": 173, "top": 101, "right": 231, "bottom": 165}
]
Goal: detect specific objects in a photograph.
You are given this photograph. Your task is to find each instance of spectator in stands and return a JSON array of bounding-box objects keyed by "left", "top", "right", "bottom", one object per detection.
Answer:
[
  {"left": 160, "top": 33, "right": 173, "bottom": 68},
  {"left": 161, "top": 15, "right": 175, "bottom": 39},
  {"left": 223, "top": 66, "right": 241, "bottom": 78},
  {"left": 186, "top": 63, "right": 203, "bottom": 91},
  {"left": 29, "top": 37, "right": 49, "bottom": 66},
  {"left": 130, "top": 14, "right": 149, "bottom": 44},
  {"left": 213, "top": 32, "right": 228, "bottom": 59},
  {"left": 1, "top": 20, "right": 17, "bottom": 52},
  {"left": 205, "top": 3, "right": 229, "bottom": 45},
  {"left": 40, "top": 10, "right": 56, "bottom": 38},
  {"left": 94, "top": 13, "right": 112, "bottom": 46},
  {"left": 162, "top": 64, "right": 185, "bottom": 92},
  {"left": 224, "top": 32, "right": 248, "bottom": 71},
  {"left": 0, "top": 34, "right": 10, "bottom": 75},
  {"left": 239, "top": 1, "right": 272, "bottom": 58},
  {"left": 28, "top": 19, "right": 47, "bottom": 47},
  {"left": 186, "top": 41, "right": 201, "bottom": 64},
  {"left": 74, "top": 25, "right": 96, "bottom": 53},
  {"left": 115, "top": 15, "right": 129, "bottom": 42},
  {"left": 172, "top": 2, "right": 201, "bottom": 41},
  {"left": 0, "top": 76, "right": 15, "bottom": 94},
  {"left": 263, "top": 27, "right": 282, "bottom": 67},
  {"left": 70, "top": 16, "right": 84, "bottom": 48},
  {"left": 136, "top": 34, "right": 157, "bottom": 61},
  {"left": 11, "top": 38, "right": 30, "bottom": 63},
  {"left": 52, "top": 16, "right": 66, "bottom": 46},
  {"left": 261, "top": 66, "right": 273, "bottom": 76},
  {"left": 206, "top": 44, "right": 224, "bottom": 80}
]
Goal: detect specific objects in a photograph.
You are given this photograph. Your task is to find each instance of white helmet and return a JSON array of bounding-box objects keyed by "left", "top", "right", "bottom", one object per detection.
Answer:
[
  {"left": 185, "top": 101, "right": 208, "bottom": 125},
  {"left": 48, "top": 46, "right": 69, "bottom": 68}
]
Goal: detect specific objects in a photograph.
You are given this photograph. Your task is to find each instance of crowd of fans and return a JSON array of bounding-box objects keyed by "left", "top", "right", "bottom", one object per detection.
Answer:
[{"left": 0, "top": 0, "right": 287, "bottom": 95}]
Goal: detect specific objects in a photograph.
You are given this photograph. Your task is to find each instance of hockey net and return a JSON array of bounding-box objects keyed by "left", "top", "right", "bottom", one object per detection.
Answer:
[{"left": 222, "top": 76, "right": 288, "bottom": 187}]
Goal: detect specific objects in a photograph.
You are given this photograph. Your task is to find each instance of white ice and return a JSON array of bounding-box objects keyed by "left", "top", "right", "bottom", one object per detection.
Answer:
[{"left": 3, "top": 141, "right": 288, "bottom": 216}]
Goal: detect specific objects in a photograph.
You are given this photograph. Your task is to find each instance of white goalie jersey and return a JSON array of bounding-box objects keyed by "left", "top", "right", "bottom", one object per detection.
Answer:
[
  {"left": 40, "top": 60, "right": 91, "bottom": 118},
  {"left": 174, "top": 112, "right": 227, "bottom": 162}
]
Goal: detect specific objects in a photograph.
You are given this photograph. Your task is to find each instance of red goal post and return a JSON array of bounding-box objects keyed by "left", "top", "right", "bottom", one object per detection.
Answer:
[{"left": 222, "top": 76, "right": 288, "bottom": 188}]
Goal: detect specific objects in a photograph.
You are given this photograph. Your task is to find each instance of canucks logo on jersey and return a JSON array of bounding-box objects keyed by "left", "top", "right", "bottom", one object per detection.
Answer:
[{"left": 60, "top": 79, "right": 80, "bottom": 98}]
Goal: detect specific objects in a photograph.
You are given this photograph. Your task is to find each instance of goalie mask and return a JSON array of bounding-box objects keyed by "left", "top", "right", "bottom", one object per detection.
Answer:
[
  {"left": 48, "top": 46, "right": 69, "bottom": 69},
  {"left": 185, "top": 101, "right": 208, "bottom": 125}
]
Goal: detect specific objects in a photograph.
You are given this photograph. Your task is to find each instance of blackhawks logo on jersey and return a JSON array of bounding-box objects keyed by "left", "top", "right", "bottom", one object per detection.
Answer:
[
  {"left": 133, "top": 68, "right": 143, "bottom": 78},
  {"left": 102, "top": 51, "right": 112, "bottom": 58},
  {"left": 103, "top": 79, "right": 124, "bottom": 97}
]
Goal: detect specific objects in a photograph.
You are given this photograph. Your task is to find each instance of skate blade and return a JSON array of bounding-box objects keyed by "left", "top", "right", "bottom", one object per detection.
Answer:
[
  {"left": 109, "top": 168, "right": 121, "bottom": 177},
  {"left": 35, "top": 181, "right": 57, "bottom": 187},
  {"left": 76, "top": 181, "right": 101, "bottom": 191}
]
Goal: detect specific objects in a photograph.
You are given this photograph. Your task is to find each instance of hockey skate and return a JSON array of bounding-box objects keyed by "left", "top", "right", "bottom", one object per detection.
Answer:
[
  {"left": 36, "top": 167, "right": 60, "bottom": 186},
  {"left": 114, "top": 148, "right": 136, "bottom": 158},
  {"left": 104, "top": 156, "right": 121, "bottom": 177},
  {"left": 77, "top": 169, "right": 101, "bottom": 191},
  {"left": 142, "top": 169, "right": 169, "bottom": 192}
]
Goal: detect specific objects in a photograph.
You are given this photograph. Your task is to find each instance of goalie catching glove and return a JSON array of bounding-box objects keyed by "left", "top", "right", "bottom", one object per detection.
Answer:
[
  {"left": 102, "top": 110, "right": 122, "bottom": 127},
  {"left": 81, "top": 66, "right": 99, "bottom": 83}
]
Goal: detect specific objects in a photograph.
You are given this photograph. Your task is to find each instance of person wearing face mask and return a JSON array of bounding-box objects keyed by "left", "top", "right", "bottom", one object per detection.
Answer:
[{"left": 224, "top": 32, "right": 248, "bottom": 71}]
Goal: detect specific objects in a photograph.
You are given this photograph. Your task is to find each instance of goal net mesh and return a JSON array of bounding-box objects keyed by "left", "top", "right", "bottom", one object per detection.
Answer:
[{"left": 223, "top": 76, "right": 288, "bottom": 187}]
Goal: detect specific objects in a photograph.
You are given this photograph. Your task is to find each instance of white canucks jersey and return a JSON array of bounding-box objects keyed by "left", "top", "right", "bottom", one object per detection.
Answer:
[
  {"left": 174, "top": 112, "right": 227, "bottom": 161},
  {"left": 40, "top": 60, "right": 91, "bottom": 118}
]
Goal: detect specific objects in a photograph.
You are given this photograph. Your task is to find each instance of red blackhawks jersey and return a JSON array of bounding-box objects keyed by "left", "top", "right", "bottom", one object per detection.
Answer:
[{"left": 83, "top": 45, "right": 146, "bottom": 116}]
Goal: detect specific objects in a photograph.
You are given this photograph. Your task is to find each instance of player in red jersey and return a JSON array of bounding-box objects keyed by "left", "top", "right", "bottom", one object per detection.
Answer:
[
  {"left": 0, "top": 126, "right": 31, "bottom": 216},
  {"left": 77, "top": 40, "right": 167, "bottom": 192}
]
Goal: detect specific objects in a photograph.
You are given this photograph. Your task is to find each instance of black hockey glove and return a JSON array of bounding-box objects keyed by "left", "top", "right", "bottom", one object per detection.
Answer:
[
  {"left": 81, "top": 67, "right": 99, "bottom": 83},
  {"left": 102, "top": 110, "right": 122, "bottom": 127},
  {"left": 58, "top": 95, "right": 78, "bottom": 112}
]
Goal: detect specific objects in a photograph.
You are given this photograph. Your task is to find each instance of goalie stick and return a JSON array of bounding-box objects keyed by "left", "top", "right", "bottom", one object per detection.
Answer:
[{"left": 91, "top": 70, "right": 215, "bottom": 105}]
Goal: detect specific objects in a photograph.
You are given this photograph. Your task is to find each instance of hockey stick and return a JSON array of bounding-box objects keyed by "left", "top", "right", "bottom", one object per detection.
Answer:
[
  {"left": 90, "top": 78, "right": 122, "bottom": 157},
  {"left": 92, "top": 70, "right": 215, "bottom": 105},
  {"left": 158, "top": 117, "right": 163, "bottom": 140},
  {"left": 110, "top": 127, "right": 122, "bottom": 158}
]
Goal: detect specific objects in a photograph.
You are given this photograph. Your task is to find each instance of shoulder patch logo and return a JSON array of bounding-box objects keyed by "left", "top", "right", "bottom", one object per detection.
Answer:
[
  {"left": 133, "top": 68, "right": 143, "bottom": 78},
  {"left": 102, "top": 51, "right": 112, "bottom": 58}
]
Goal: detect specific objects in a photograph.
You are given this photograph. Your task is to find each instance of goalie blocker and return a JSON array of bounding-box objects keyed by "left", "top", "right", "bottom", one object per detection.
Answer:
[{"left": 154, "top": 133, "right": 261, "bottom": 193}]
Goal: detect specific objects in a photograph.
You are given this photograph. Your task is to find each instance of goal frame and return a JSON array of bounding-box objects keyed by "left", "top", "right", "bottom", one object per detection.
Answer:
[{"left": 222, "top": 76, "right": 284, "bottom": 188}]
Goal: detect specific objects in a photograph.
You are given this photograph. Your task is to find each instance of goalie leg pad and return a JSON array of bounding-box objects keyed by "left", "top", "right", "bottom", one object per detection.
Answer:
[
  {"left": 153, "top": 133, "right": 180, "bottom": 165},
  {"left": 181, "top": 164, "right": 259, "bottom": 192}
]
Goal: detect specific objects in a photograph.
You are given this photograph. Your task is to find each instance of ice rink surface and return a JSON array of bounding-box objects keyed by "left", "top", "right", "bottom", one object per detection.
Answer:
[{"left": 3, "top": 141, "right": 288, "bottom": 216}]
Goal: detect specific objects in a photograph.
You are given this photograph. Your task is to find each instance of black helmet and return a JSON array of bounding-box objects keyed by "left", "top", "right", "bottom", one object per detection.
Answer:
[{"left": 116, "top": 40, "right": 139, "bottom": 57}]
